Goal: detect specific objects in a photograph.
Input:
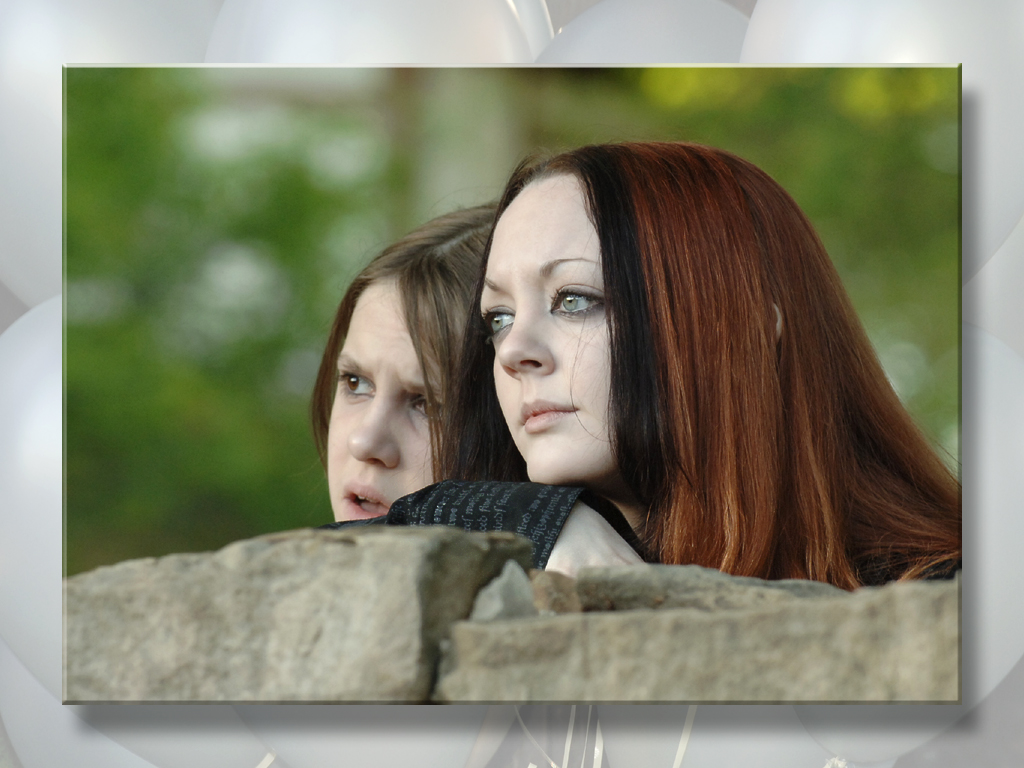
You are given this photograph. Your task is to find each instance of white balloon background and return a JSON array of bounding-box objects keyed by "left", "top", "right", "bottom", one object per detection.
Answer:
[
  {"left": 0, "top": 0, "right": 1021, "bottom": 766},
  {"left": 0, "top": 636, "right": 157, "bottom": 768},
  {"left": 204, "top": 0, "right": 535, "bottom": 64},
  {"left": 537, "top": 0, "right": 749, "bottom": 63},
  {"left": 0, "top": 0, "right": 226, "bottom": 308},
  {"left": 233, "top": 706, "right": 487, "bottom": 768}
]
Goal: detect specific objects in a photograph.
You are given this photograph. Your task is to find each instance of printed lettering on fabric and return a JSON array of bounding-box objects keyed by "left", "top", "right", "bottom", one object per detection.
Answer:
[{"left": 376, "top": 480, "right": 586, "bottom": 568}]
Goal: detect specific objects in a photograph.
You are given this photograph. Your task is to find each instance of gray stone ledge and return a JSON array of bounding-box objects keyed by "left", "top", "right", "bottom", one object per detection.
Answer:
[
  {"left": 64, "top": 529, "right": 959, "bottom": 703},
  {"left": 64, "top": 527, "right": 531, "bottom": 702},
  {"left": 576, "top": 563, "right": 846, "bottom": 612},
  {"left": 434, "top": 573, "right": 959, "bottom": 702}
]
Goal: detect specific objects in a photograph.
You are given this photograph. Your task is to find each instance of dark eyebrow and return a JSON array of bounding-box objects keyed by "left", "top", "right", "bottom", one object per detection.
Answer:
[
  {"left": 336, "top": 353, "right": 364, "bottom": 374},
  {"left": 483, "top": 258, "right": 599, "bottom": 292},
  {"left": 337, "top": 353, "right": 425, "bottom": 392},
  {"left": 540, "top": 257, "right": 598, "bottom": 277}
]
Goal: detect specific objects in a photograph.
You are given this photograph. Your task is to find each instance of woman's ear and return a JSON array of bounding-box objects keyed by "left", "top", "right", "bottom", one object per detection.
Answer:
[{"left": 773, "top": 303, "right": 782, "bottom": 342}]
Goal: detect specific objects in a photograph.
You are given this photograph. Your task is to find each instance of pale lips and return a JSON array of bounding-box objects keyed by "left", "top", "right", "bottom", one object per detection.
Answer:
[{"left": 521, "top": 400, "right": 577, "bottom": 434}]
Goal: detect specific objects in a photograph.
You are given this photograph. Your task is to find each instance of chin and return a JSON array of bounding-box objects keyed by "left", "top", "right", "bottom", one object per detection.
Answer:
[
  {"left": 522, "top": 441, "right": 622, "bottom": 495},
  {"left": 525, "top": 458, "right": 596, "bottom": 489},
  {"left": 526, "top": 467, "right": 571, "bottom": 487}
]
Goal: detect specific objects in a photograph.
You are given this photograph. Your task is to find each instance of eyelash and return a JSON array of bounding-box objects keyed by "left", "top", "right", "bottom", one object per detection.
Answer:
[
  {"left": 336, "top": 371, "right": 428, "bottom": 415},
  {"left": 337, "top": 371, "right": 371, "bottom": 396},
  {"left": 481, "top": 289, "right": 603, "bottom": 343}
]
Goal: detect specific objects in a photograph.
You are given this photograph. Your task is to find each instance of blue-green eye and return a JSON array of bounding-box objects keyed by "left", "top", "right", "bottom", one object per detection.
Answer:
[
  {"left": 558, "top": 293, "right": 590, "bottom": 312},
  {"left": 483, "top": 311, "right": 514, "bottom": 342},
  {"left": 554, "top": 291, "right": 601, "bottom": 315}
]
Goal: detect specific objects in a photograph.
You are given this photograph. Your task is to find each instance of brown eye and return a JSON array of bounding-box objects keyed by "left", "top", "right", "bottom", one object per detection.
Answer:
[{"left": 338, "top": 372, "right": 372, "bottom": 396}]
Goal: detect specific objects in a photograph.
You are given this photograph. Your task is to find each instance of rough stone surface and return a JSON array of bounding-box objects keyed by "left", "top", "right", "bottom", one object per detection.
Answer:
[
  {"left": 434, "top": 574, "right": 960, "bottom": 702},
  {"left": 65, "top": 533, "right": 960, "bottom": 703},
  {"left": 470, "top": 561, "right": 538, "bottom": 622},
  {"left": 64, "top": 527, "right": 531, "bottom": 702},
  {"left": 530, "top": 569, "right": 581, "bottom": 614},
  {"left": 576, "top": 563, "right": 845, "bottom": 612}
]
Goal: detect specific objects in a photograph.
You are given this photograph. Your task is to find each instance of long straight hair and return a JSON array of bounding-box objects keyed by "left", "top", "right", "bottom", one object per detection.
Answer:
[
  {"left": 311, "top": 204, "right": 495, "bottom": 480},
  {"left": 442, "top": 142, "right": 960, "bottom": 589}
]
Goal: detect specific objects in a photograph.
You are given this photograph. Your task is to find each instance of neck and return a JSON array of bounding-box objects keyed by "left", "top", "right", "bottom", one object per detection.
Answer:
[
  {"left": 592, "top": 488, "right": 646, "bottom": 535},
  {"left": 614, "top": 502, "right": 647, "bottom": 535}
]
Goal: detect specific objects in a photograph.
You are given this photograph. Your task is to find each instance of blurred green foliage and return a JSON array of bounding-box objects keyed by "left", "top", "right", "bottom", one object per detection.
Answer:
[{"left": 65, "top": 67, "right": 959, "bottom": 576}]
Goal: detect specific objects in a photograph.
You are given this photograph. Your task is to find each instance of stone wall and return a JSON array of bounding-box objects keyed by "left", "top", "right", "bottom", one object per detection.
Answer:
[{"left": 64, "top": 527, "right": 959, "bottom": 703}]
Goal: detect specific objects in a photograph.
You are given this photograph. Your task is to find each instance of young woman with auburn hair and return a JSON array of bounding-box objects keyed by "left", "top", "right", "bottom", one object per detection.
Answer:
[{"left": 435, "top": 141, "right": 960, "bottom": 589}]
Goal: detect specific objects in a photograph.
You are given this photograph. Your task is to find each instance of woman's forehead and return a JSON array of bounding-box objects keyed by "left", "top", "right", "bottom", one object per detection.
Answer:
[
  {"left": 505, "top": 174, "right": 586, "bottom": 224},
  {"left": 341, "top": 283, "right": 419, "bottom": 373},
  {"left": 487, "top": 175, "right": 600, "bottom": 280}
]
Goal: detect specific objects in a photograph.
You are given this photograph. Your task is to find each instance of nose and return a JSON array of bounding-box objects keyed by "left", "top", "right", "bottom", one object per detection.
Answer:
[
  {"left": 494, "top": 311, "right": 554, "bottom": 377},
  {"left": 347, "top": 398, "right": 400, "bottom": 468}
]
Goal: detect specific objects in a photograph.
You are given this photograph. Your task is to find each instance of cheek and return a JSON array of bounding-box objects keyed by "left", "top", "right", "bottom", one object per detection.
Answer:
[
  {"left": 408, "top": 428, "right": 433, "bottom": 471},
  {"left": 325, "top": 408, "right": 350, "bottom": 483},
  {"left": 492, "top": 360, "right": 519, "bottom": 423},
  {"left": 586, "top": 365, "right": 614, "bottom": 427},
  {"left": 392, "top": 414, "right": 433, "bottom": 478},
  {"left": 567, "top": 334, "right": 613, "bottom": 421}
]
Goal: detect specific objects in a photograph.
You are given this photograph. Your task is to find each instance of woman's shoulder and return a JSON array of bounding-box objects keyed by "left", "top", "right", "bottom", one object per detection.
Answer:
[
  {"left": 354, "top": 479, "right": 589, "bottom": 569},
  {"left": 388, "top": 479, "right": 588, "bottom": 524}
]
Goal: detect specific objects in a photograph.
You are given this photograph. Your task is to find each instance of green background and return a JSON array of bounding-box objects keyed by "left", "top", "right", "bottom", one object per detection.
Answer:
[{"left": 65, "top": 67, "right": 960, "bottom": 576}]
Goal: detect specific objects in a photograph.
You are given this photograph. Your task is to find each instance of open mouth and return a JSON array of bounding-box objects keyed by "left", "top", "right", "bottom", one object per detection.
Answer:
[
  {"left": 342, "top": 488, "right": 390, "bottom": 520},
  {"left": 354, "top": 494, "right": 385, "bottom": 509}
]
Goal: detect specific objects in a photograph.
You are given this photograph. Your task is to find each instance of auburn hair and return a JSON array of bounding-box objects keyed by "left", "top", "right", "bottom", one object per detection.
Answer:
[
  {"left": 442, "top": 142, "right": 960, "bottom": 589},
  {"left": 311, "top": 204, "right": 496, "bottom": 479}
]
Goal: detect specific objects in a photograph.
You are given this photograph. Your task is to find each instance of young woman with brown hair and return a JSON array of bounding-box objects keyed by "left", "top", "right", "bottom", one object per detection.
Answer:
[
  {"left": 423, "top": 141, "right": 960, "bottom": 589},
  {"left": 310, "top": 203, "right": 495, "bottom": 522}
]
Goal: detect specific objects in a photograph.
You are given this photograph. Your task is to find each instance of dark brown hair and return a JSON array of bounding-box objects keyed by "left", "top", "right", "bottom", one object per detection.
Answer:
[
  {"left": 311, "top": 204, "right": 496, "bottom": 479},
  {"left": 443, "top": 142, "right": 960, "bottom": 589}
]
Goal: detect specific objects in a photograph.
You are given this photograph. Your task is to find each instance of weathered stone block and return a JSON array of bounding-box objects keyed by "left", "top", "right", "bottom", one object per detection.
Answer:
[
  {"left": 529, "top": 569, "right": 581, "bottom": 614},
  {"left": 434, "top": 573, "right": 959, "bottom": 702},
  {"left": 470, "top": 560, "right": 538, "bottom": 622},
  {"left": 64, "top": 527, "right": 532, "bottom": 702},
  {"left": 576, "top": 563, "right": 845, "bottom": 612}
]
